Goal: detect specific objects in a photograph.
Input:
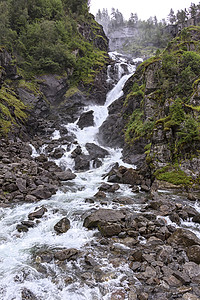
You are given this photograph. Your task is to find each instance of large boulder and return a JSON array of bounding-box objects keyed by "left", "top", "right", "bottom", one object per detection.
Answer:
[
  {"left": 54, "top": 217, "right": 70, "bottom": 234},
  {"left": 83, "top": 208, "right": 126, "bottom": 237},
  {"left": 167, "top": 228, "right": 200, "bottom": 248},
  {"left": 106, "top": 165, "right": 141, "bottom": 186},
  {"left": 77, "top": 110, "right": 94, "bottom": 129},
  {"left": 28, "top": 207, "right": 47, "bottom": 220},
  {"left": 85, "top": 143, "right": 109, "bottom": 159},
  {"left": 74, "top": 154, "right": 90, "bottom": 171}
]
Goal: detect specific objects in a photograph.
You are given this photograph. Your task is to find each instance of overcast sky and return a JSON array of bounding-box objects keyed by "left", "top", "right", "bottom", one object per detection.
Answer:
[{"left": 89, "top": 0, "right": 200, "bottom": 21}]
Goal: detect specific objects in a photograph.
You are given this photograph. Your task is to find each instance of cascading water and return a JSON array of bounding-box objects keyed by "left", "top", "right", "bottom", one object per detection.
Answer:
[{"left": 0, "top": 54, "right": 139, "bottom": 300}]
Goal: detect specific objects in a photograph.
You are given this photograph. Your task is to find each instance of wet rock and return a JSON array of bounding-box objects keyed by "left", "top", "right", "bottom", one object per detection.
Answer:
[
  {"left": 35, "top": 154, "right": 48, "bottom": 163},
  {"left": 30, "top": 184, "right": 56, "bottom": 200},
  {"left": 28, "top": 207, "right": 47, "bottom": 220},
  {"left": 85, "top": 143, "right": 109, "bottom": 159},
  {"left": 94, "top": 191, "right": 106, "bottom": 198},
  {"left": 54, "top": 217, "right": 70, "bottom": 233},
  {"left": 83, "top": 209, "right": 125, "bottom": 229},
  {"left": 84, "top": 254, "right": 97, "bottom": 267},
  {"left": 71, "top": 145, "right": 82, "bottom": 158},
  {"left": 98, "top": 183, "right": 120, "bottom": 193},
  {"left": 21, "top": 288, "right": 38, "bottom": 300},
  {"left": 21, "top": 221, "right": 35, "bottom": 228},
  {"left": 35, "top": 250, "right": 53, "bottom": 263},
  {"left": 54, "top": 248, "right": 79, "bottom": 261},
  {"left": 111, "top": 290, "right": 125, "bottom": 300},
  {"left": 140, "top": 184, "right": 150, "bottom": 192},
  {"left": 16, "top": 224, "right": 29, "bottom": 233},
  {"left": 98, "top": 223, "right": 122, "bottom": 237},
  {"left": 85, "top": 198, "right": 95, "bottom": 203},
  {"left": 107, "top": 166, "right": 141, "bottom": 186},
  {"left": 98, "top": 183, "right": 112, "bottom": 191},
  {"left": 167, "top": 228, "right": 200, "bottom": 248},
  {"left": 113, "top": 197, "right": 134, "bottom": 204},
  {"left": 50, "top": 147, "right": 65, "bottom": 159},
  {"left": 192, "top": 213, "right": 200, "bottom": 224},
  {"left": 77, "top": 110, "right": 94, "bottom": 129},
  {"left": 187, "top": 245, "right": 200, "bottom": 264},
  {"left": 74, "top": 154, "right": 90, "bottom": 171},
  {"left": 55, "top": 170, "right": 76, "bottom": 181},
  {"left": 42, "top": 161, "right": 62, "bottom": 172},
  {"left": 169, "top": 212, "right": 181, "bottom": 225},
  {"left": 187, "top": 193, "right": 197, "bottom": 201}
]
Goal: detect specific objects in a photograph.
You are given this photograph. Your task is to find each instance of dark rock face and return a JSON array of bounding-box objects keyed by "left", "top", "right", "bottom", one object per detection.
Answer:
[
  {"left": 98, "top": 97, "right": 125, "bottom": 148},
  {"left": 0, "top": 49, "right": 18, "bottom": 83},
  {"left": 38, "top": 74, "right": 68, "bottom": 105},
  {"left": 85, "top": 143, "right": 109, "bottom": 159},
  {"left": 77, "top": 110, "right": 94, "bottom": 129}
]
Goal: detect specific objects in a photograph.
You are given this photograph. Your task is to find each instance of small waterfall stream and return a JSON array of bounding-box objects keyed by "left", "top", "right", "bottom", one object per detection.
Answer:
[{"left": 0, "top": 53, "right": 200, "bottom": 300}]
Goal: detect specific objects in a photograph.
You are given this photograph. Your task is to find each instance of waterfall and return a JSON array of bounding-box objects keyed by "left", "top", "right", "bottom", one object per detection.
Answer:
[
  {"left": 0, "top": 53, "right": 137, "bottom": 300},
  {"left": 1, "top": 52, "right": 199, "bottom": 300}
]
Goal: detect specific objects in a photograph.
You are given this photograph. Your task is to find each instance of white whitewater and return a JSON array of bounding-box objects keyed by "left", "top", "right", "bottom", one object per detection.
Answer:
[{"left": 0, "top": 55, "right": 137, "bottom": 300}]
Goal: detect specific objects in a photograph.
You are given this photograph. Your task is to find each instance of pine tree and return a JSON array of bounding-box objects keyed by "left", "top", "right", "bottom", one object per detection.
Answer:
[{"left": 168, "top": 8, "right": 176, "bottom": 24}]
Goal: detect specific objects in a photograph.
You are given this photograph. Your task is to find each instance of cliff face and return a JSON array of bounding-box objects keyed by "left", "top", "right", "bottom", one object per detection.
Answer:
[
  {"left": 99, "top": 26, "right": 200, "bottom": 188},
  {"left": 0, "top": 4, "right": 109, "bottom": 138}
]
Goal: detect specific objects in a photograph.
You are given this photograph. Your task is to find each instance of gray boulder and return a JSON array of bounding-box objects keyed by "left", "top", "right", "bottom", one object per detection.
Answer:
[
  {"left": 167, "top": 228, "right": 200, "bottom": 248},
  {"left": 77, "top": 110, "right": 94, "bottom": 129},
  {"left": 54, "top": 217, "right": 70, "bottom": 233}
]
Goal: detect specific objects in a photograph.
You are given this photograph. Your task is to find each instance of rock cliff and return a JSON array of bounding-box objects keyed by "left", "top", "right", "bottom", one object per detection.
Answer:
[{"left": 99, "top": 26, "right": 200, "bottom": 189}]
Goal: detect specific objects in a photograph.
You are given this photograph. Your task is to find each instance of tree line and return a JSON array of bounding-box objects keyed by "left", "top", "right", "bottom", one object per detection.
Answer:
[
  {"left": 96, "top": 2, "right": 200, "bottom": 30},
  {"left": 95, "top": 2, "right": 200, "bottom": 54}
]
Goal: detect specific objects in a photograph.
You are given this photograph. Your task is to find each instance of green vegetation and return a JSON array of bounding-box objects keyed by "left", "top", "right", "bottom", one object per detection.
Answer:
[
  {"left": 0, "top": 85, "right": 27, "bottom": 134},
  {"left": 0, "top": 0, "right": 108, "bottom": 135},
  {"left": 125, "top": 109, "right": 155, "bottom": 143},
  {"left": 0, "top": 0, "right": 107, "bottom": 80}
]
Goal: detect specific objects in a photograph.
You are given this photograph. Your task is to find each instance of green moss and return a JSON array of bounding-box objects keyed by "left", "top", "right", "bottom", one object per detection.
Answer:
[
  {"left": 124, "top": 83, "right": 144, "bottom": 106},
  {"left": 0, "top": 85, "right": 28, "bottom": 135},
  {"left": 154, "top": 165, "right": 193, "bottom": 186},
  {"left": 18, "top": 79, "right": 41, "bottom": 96},
  {"left": 125, "top": 109, "right": 155, "bottom": 143},
  {"left": 64, "top": 86, "right": 80, "bottom": 98},
  {"left": 185, "top": 104, "right": 200, "bottom": 112}
]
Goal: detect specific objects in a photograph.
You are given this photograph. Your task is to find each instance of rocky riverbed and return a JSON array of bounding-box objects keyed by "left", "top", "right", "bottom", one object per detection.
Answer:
[{"left": 1, "top": 128, "right": 200, "bottom": 300}]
